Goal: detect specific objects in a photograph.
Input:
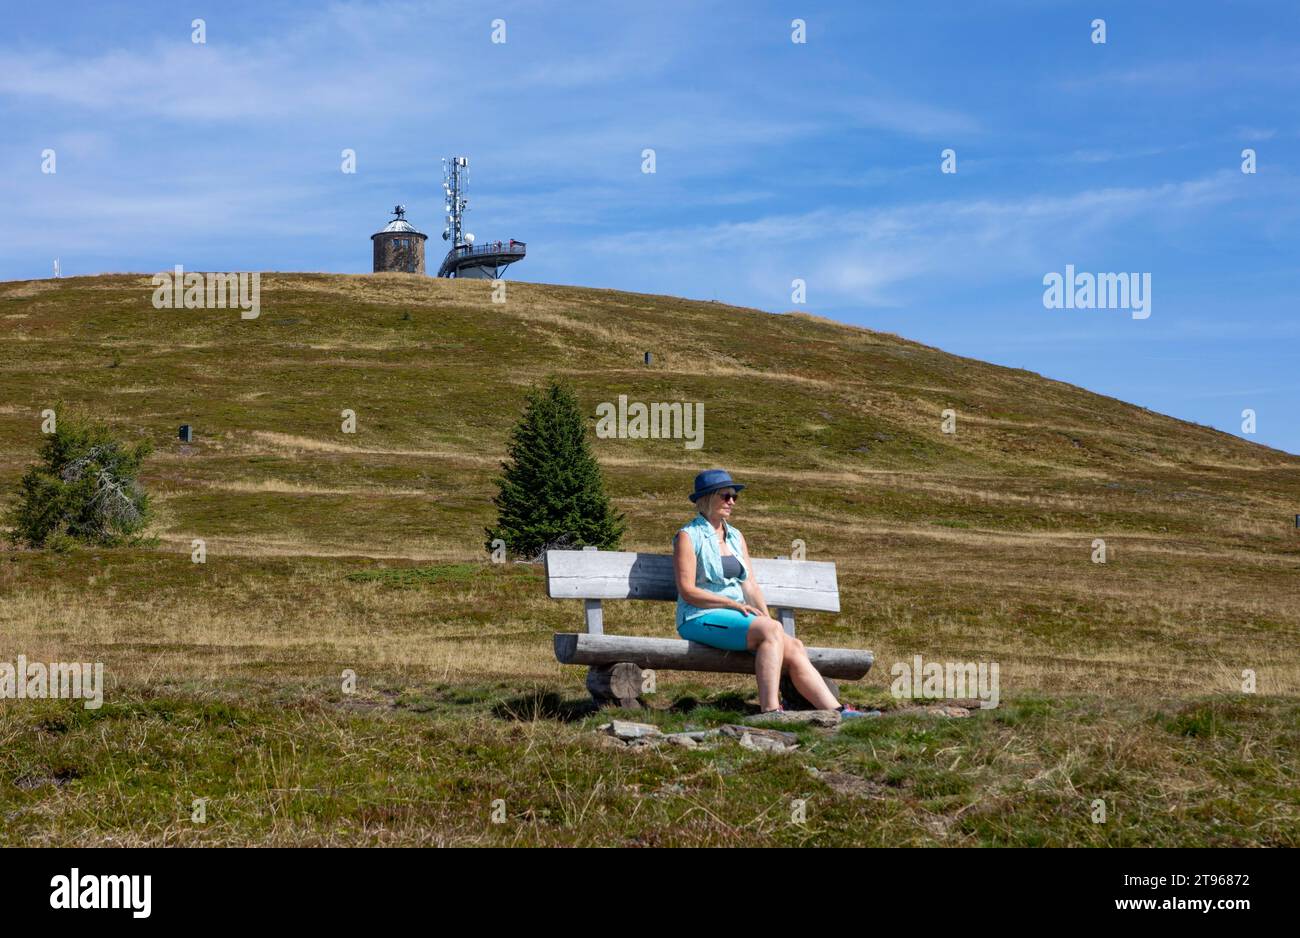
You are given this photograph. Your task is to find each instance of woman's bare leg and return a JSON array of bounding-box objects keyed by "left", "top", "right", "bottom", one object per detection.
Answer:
[
  {"left": 780, "top": 634, "right": 840, "bottom": 710},
  {"left": 745, "top": 617, "right": 784, "bottom": 711}
]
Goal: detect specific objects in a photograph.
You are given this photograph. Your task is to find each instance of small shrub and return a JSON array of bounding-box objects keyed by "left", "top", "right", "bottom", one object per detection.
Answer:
[{"left": 6, "top": 410, "right": 152, "bottom": 547}]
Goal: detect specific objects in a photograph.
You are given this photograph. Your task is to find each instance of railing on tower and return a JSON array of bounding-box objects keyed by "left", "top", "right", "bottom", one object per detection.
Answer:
[{"left": 449, "top": 240, "right": 526, "bottom": 259}]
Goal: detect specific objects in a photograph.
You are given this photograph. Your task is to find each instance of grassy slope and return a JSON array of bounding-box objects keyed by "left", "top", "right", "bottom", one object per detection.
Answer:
[{"left": 0, "top": 273, "right": 1296, "bottom": 846}]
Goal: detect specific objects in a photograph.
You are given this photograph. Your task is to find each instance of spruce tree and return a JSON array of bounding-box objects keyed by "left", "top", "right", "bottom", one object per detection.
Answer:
[
  {"left": 485, "top": 379, "right": 626, "bottom": 559},
  {"left": 7, "top": 408, "right": 152, "bottom": 548}
]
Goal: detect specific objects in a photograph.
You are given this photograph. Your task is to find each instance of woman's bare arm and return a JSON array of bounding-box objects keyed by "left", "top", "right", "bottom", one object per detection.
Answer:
[{"left": 673, "top": 530, "right": 750, "bottom": 611}]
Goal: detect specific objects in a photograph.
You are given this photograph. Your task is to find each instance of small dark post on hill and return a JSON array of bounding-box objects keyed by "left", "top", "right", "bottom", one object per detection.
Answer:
[{"left": 485, "top": 378, "right": 626, "bottom": 560}]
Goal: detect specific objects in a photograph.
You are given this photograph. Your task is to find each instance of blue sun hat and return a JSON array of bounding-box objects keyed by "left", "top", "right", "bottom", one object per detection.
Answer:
[{"left": 688, "top": 469, "right": 746, "bottom": 503}]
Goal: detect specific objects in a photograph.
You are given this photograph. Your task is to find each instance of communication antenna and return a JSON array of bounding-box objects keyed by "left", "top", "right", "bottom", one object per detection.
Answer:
[
  {"left": 433, "top": 154, "right": 524, "bottom": 278},
  {"left": 441, "top": 156, "right": 470, "bottom": 247}
]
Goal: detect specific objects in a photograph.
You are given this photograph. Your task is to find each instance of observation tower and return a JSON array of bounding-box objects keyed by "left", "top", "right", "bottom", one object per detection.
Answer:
[{"left": 435, "top": 156, "right": 526, "bottom": 279}]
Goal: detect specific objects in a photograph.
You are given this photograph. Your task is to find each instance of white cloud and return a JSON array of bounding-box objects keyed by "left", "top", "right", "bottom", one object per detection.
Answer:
[{"left": 542, "top": 172, "right": 1248, "bottom": 309}]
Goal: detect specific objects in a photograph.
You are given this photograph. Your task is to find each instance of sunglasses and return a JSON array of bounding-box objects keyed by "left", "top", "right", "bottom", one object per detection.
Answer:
[{"left": 714, "top": 490, "right": 738, "bottom": 502}]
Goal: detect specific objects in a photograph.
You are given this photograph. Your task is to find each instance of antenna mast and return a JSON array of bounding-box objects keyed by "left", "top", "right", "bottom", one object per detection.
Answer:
[
  {"left": 434, "top": 153, "right": 522, "bottom": 279},
  {"left": 441, "top": 156, "right": 470, "bottom": 248}
]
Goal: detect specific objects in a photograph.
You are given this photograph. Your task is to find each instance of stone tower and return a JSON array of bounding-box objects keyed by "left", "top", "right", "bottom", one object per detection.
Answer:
[{"left": 371, "top": 205, "right": 427, "bottom": 274}]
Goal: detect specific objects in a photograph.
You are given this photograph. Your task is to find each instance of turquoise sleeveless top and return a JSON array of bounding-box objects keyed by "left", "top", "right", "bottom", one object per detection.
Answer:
[{"left": 674, "top": 513, "right": 750, "bottom": 628}]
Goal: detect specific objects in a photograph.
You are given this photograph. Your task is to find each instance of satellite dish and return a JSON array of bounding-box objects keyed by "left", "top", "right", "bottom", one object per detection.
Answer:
[
  {"left": 442, "top": 230, "right": 449, "bottom": 240},
  {"left": 465, "top": 233, "right": 475, "bottom": 243}
]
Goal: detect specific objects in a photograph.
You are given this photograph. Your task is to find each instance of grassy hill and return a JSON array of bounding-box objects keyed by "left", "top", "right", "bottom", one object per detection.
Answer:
[{"left": 1, "top": 272, "right": 1297, "bottom": 846}]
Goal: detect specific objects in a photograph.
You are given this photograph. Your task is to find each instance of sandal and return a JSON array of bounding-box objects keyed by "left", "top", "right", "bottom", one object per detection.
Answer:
[{"left": 835, "top": 704, "right": 882, "bottom": 719}]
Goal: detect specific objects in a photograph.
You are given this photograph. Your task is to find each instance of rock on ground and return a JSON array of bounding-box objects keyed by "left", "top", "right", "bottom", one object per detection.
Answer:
[
  {"left": 608, "top": 720, "right": 662, "bottom": 740},
  {"left": 748, "top": 709, "right": 841, "bottom": 727}
]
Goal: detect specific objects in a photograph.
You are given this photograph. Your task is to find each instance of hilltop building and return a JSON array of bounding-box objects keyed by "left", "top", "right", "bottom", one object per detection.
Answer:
[
  {"left": 371, "top": 205, "right": 427, "bottom": 274},
  {"left": 369, "top": 158, "right": 524, "bottom": 279}
]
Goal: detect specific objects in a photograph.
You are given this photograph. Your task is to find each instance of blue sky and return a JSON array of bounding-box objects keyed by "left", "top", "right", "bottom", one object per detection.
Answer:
[{"left": 2, "top": 0, "right": 1298, "bottom": 453}]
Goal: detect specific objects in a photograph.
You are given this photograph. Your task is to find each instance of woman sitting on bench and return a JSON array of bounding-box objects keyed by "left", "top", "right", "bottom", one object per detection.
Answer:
[{"left": 673, "top": 469, "right": 874, "bottom": 717}]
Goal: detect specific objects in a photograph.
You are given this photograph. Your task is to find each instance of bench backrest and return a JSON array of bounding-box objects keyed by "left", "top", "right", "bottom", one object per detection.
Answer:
[{"left": 544, "top": 549, "right": 840, "bottom": 613}]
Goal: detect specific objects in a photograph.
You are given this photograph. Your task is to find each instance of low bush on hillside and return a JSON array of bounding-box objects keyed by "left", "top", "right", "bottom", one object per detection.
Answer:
[{"left": 6, "top": 410, "right": 152, "bottom": 549}]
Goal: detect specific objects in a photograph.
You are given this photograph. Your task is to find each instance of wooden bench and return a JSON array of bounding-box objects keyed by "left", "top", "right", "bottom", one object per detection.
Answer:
[{"left": 546, "top": 547, "right": 874, "bottom": 708}]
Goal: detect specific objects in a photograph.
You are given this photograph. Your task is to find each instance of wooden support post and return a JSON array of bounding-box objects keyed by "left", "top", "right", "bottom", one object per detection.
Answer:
[
  {"left": 583, "top": 599, "right": 604, "bottom": 635},
  {"left": 585, "top": 662, "right": 645, "bottom": 709},
  {"left": 581, "top": 546, "right": 604, "bottom": 634},
  {"left": 780, "top": 674, "right": 841, "bottom": 711},
  {"left": 775, "top": 607, "right": 796, "bottom": 636}
]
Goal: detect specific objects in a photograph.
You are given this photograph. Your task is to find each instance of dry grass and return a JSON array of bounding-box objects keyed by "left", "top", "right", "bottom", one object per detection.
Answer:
[{"left": 0, "top": 273, "right": 1296, "bottom": 845}]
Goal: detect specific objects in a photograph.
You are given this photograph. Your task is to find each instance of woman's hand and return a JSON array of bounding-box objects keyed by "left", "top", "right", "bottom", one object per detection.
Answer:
[{"left": 736, "top": 602, "right": 765, "bottom": 617}]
